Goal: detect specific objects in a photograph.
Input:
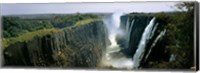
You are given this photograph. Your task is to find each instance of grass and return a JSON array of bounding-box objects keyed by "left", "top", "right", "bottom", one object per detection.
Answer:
[
  {"left": 74, "top": 18, "right": 101, "bottom": 27},
  {"left": 62, "top": 18, "right": 101, "bottom": 30},
  {"left": 3, "top": 28, "right": 61, "bottom": 49}
]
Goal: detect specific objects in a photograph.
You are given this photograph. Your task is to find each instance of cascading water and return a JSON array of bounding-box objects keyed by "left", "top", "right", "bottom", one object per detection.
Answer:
[
  {"left": 101, "top": 12, "right": 166, "bottom": 69},
  {"left": 125, "top": 18, "right": 135, "bottom": 49},
  {"left": 102, "top": 11, "right": 134, "bottom": 69},
  {"left": 144, "top": 29, "right": 166, "bottom": 62},
  {"left": 132, "top": 17, "right": 158, "bottom": 68},
  {"left": 103, "top": 11, "right": 124, "bottom": 53}
]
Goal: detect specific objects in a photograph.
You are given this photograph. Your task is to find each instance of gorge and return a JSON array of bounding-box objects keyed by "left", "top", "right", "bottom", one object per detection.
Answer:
[
  {"left": 100, "top": 12, "right": 167, "bottom": 69},
  {"left": 2, "top": 12, "right": 181, "bottom": 69}
]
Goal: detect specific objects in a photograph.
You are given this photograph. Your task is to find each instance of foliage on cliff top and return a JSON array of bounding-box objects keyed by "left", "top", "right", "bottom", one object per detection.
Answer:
[
  {"left": 62, "top": 18, "right": 102, "bottom": 31},
  {"left": 2, "top": 16, "right": 54, "bottom": 38},
  {"left": 2, "top": 13, "right": 101, "bottom": 49},
  {"left": 53, "top": 14, "right": 100, "bottom": 28},
  {"left": 74, "top": 18, "right": 101, "bottom": 27},
  {"left": 53, "top": 13, "right": 99, "bottom": 24},
  {"left": 143, "top": 2, "right": 195, "bottom": 69},
  {"left": 3, "top": 28, "right": 61, "bottom": 49},
  {"left": 3, "top": 13, "right": 100, "bottom": 38}
]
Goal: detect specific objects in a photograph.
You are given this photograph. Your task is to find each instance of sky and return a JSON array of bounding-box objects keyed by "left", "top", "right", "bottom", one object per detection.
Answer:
[{"left": 0, "top": 2, "right": 180, "bottom": 15}]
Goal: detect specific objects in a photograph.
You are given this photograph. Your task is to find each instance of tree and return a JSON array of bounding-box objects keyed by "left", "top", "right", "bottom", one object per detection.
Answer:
[
  {"left": 144, "top": 2, "right": 195, "bottom": 69},
  {"left": 166, "top": 2, "right": 195, "bottom": 69}
]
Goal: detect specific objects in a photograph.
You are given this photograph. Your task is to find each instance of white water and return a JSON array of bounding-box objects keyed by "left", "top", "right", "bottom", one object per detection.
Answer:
[
  {"left": 102, "top": 13, "right": 165, "bottom": 69},
  {"left": 125, "top": 17, "right": 130, "bottom": 34},
  {"left": 125, "top": 18, "right": 135, "bottom": 48},
  {"left": 106, "top": 11, "right": 124, "bottom": 51},
  {"left": 102, "top": 11, "right": 134, "bottom": 69},
  {"left": 144, "top": 29, "right": 166, "bottom": 61},
  {"left": 132, "top": 17, "right": 157, "bottom": 68},
  {"left": 170, "top": 54, "right": 176, "bottom": 62},
  {"left": 150, "top": 23, "right": 159, "bottom": 39}
]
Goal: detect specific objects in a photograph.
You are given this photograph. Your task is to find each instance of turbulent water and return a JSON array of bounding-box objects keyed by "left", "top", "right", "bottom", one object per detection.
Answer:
[
  {"left": 101, "top": 12, "right": 166, "bottom": 69},
  {"left": 102, "top": 11, "right": 134, "bottom": 69}
]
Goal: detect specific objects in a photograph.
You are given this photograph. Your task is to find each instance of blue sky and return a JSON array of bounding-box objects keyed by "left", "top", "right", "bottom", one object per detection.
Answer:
[{"left": 0, "top": 2, "right": 180, "bottom": 15}]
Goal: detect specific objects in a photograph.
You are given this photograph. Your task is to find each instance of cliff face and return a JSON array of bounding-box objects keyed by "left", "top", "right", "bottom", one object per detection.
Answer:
[
  {"left": 3, "top": 21, "right": 107, "bottom": 68},
  {"left": 119, "top": 15, "right": 154, "bottom": 56},
  {"left": 119, "top": 15, "right": 167, "bottom": 64}
]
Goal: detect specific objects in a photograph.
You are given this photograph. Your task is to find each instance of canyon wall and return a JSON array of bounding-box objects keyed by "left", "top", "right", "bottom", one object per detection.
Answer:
[{"left": 3, "top": 21, "right": 108, "bottom": 68}]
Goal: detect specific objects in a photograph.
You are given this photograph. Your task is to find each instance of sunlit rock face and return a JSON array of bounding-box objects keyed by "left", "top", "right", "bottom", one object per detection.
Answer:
[{"left": 3, "top": 21, "right": 108, "bottom": 68}]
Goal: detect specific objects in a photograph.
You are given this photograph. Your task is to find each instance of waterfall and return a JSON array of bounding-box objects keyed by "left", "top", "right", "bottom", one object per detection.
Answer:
[
  {"left": 130, "top": 19, "right": 135, "bottom": 33},
  {"left": 125, "top": 17, "right": 130, "bottom": 34},
  {"left": 169, "top": 54, "right": 176, "bottom": 62},
  {"left": 132, "top": 17, "right": 157, "bottom": 68},
  {"left": 144, "top": 29, "right": 166, "bottom": 62},
  {"left": 125, "top": 18, "right": 135, "bottom": 48},
  {"left": 106, "top": 11, "right": 124, "bottom": 51},
  {"left": 150, "top": 23, "right": 159, "bottom": 39},
  {"left": 101, "top": 11, "right": 135, "bottom": 69},
  {"left": 102, "top": 14, "right": 165, "bottom": 69}
]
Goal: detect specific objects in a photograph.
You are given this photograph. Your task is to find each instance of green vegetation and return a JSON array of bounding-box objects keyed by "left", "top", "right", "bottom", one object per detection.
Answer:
[
  {"left": 3, "top": 17, "right": 54, "bottom": 38},
  {"left": 52, "top": 14, "right": 100, "bottom": 28},
  {"left": 2, "top": 13, "right": 101, "bottom": 49},
  {"left": 3, "top": 28, "right": 61, "bottom": 48},
  {"left": 61, "top": 18, "right": 101, "bottom": 31},
  {"left": 3, "top": 14, "right": 100, "bottom": 38},
  {"left": 74, "top": 18, "right": 101, "bottom": 27},
  {"left": 144, "top": 2, "right": 195, "bottom": 69}
]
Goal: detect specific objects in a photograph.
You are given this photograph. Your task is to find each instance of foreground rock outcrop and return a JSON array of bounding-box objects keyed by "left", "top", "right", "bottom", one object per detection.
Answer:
[{"left": 3, "top": 21, "right": 107, "bottom": 68}]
